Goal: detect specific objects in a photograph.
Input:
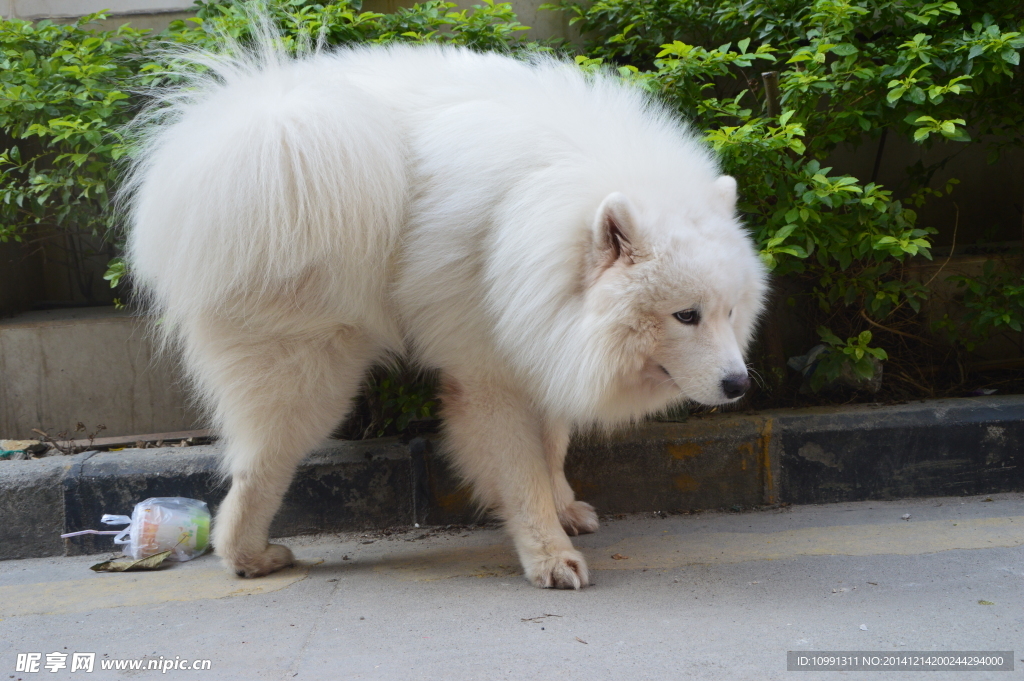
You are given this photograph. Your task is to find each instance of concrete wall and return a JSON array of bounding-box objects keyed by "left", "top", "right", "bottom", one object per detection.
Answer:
[
  {"left": 0, "top": 307, "right": 202, "bottom": 439},
  {"left": 0, "top": 241, "right": 42, "bottom": 319}
]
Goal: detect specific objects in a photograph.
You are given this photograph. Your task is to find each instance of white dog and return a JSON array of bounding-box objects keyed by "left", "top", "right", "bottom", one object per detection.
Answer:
[{"left": 125, "top": 37, "right": 767, "bottom": 589}]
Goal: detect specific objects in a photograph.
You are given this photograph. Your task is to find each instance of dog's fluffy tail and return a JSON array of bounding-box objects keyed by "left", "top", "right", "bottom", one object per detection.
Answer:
[{"left": 121, "top": 14, "right": 407, "bottom": 343}]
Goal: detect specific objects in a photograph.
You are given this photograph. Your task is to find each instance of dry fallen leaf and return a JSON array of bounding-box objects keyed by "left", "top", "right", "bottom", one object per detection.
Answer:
[
  {"left": 90, "top": 550, "right": 172, "bottom": 572},
  {"left": 611, "top": 553, "right": 629, "bottom": 560}
]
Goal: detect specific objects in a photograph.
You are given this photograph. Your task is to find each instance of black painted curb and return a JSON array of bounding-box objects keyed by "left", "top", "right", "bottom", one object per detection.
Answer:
[
  {"left": 1, "top": 396, "right": 1021, "bottom": 560},
  {"left": 773, "top": 397, "right": 1024, "bottom": 503}
]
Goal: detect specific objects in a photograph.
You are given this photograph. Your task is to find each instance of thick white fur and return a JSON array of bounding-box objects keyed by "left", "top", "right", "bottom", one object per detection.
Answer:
[{"left": 125, "top": 39, "right": 767, "bottom": 588}]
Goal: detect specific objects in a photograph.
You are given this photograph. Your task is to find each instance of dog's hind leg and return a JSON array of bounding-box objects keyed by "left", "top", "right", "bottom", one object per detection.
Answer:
[
  {"left": 441, "top": 373, "right": 589, "bottom": 589},
  {"left": 188, "top": 320, "right": 378, "bottom": 578},
  {"left": 542, "top": 420, "right": 599, "bottom": 537}
]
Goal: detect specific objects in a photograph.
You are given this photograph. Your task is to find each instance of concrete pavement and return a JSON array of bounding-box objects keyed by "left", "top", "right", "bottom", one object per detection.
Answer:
[{"left": 1, "top": 493, "right": 1022, "bottom": 680}]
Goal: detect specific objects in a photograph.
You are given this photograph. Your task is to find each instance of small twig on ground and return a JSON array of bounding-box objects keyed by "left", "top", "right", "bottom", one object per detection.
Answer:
[
  {"left": 32, "top": 423, "right": 107, "bottom": 456},
  {"left": 521, "top": 614, "right": 563, "bottom": 622}
]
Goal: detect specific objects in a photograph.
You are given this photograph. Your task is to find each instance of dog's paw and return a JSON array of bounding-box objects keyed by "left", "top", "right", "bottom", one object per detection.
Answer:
[
  {"left": 223, "top": 543, "right": 295, "bottom": 578},
  {"left": 559, "top": 500, "right": 600, "bottom": 536},
  {"left": 524, "top": 548, "right": 590, "bottom": 590}
]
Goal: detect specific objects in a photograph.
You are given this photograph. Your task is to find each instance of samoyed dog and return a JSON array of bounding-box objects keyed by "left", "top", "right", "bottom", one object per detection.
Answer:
[{"left": 125, "top": 35, "right": 767, "bottom": 589}]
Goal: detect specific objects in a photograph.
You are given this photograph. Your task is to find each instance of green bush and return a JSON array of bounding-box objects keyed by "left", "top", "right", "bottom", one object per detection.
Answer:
[
  {"left": 548, "top": 0, "right": 1024, "bottom": 394},
  {"left": 0, "top": 14, "right": 151, "bottom": 301},
  {"left": 938, "top": 260, "right": 1024, "bottom": 351},
  {"left": 163, "top": 0, "right": 533, "bottom": 51},
  {"left": 323, "top": 363, "right": 441, "bottom": 440},
  {"left": 812, "top": 328, "right": 888, "bottom": 392}
]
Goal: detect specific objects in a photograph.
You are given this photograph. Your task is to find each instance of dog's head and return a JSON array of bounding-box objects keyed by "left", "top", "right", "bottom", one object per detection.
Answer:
[{"left": 587, "top": 177, "right": 767, "bottom": 416}]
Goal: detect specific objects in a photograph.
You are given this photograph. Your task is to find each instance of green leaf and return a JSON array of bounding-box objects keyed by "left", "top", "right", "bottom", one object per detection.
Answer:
[
  {"left": 773, "top": 224, "right": 797, "bottom": 241},
  {"left": 853, "top": 357, "right": 875, "bottom": 379},
  {"left": 778, "top": 245, "right": 808, "bottom": 258}
]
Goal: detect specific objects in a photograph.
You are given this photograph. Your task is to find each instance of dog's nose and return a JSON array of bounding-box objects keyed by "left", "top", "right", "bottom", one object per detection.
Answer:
[{"left": 721, "top": 373, "right": 751, "bottom": 399}]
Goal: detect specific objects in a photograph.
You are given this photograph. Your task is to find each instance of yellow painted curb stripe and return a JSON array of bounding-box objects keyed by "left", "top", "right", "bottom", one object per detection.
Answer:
[
  {"left": 0, "top": 563, "right": 308, "bottom": 618},
  {"left": 591, "top": 516, "right": 1024, "bottom": 570},
  {"left": 373, "top": 516, "right": 1024, "bottom": 581}
]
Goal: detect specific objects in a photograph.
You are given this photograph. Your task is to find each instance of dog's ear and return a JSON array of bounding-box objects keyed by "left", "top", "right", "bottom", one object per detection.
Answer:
[
  {"left": 593, "top": 192, "right": 639, "bottom": 268},
  {"left": 712, "top": 175, "right": 738, "bottom": 214}
]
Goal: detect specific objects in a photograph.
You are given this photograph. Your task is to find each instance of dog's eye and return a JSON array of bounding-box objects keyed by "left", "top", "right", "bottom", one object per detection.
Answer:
[{"left": 673, "top": 309, "right": 700, "bottom": 325}]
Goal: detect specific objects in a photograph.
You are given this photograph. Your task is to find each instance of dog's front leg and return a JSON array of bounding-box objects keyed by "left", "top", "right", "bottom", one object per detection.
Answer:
[
  {"left": 543, "top": 419, "right": 599, "bottom": 537},
  {"left": 441, "top": 373, "right": 589, "bottom": 589}
]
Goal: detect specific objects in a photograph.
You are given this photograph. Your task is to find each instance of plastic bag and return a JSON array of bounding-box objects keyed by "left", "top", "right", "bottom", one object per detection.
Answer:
[{"left": 66, "top": 497, "right": 211, "bottom": 562}]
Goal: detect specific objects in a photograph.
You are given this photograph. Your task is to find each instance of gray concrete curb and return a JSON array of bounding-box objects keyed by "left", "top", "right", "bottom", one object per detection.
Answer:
[{"left": 2, "top": 396, "right": 1022, "bottom": 560}]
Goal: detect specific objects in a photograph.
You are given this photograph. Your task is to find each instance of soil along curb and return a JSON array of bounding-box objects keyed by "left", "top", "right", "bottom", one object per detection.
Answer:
[{"left": 1, "top": 396, "right": 1022, "bottom": 560}]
